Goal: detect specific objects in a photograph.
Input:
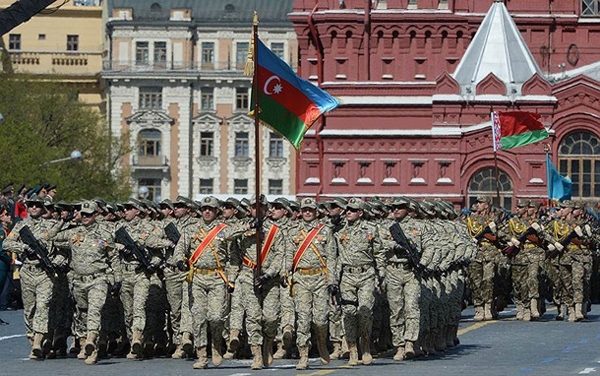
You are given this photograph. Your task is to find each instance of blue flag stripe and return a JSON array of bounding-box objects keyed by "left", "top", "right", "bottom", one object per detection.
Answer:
[{"left": 546, "top": 154, "right": 572, "bottom": 201}]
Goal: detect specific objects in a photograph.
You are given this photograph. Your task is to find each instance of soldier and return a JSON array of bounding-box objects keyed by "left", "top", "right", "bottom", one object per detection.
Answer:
[
  {"left": 466, "top": 196, "right": 500, "bottom": 321},
  {"left": 332, "top": 197, "right": 385, "bottom": 366},
  {"left": 2, "top": 194, "right": 64, "bottom": 360},
  {"left": 227, "top": 194, "right": 285, "bottom": 370},
  {"left": 173, "top": 196, "right": 236, "bottom": 369},
  {"left": 286, "top": 197, "right": 334, "bottom": 370},
  {"left": 384, "top": 197, "right": 424, "bottom": 361},
  {"left": 51, "top": 201, "right": 118, "bottom": 365}
]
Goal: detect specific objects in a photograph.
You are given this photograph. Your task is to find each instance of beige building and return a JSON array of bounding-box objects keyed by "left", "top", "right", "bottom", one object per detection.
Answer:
[
  {"left": 104, "top": 0, "right": 297, "bottom": 201},
  {"left": 0, "top": 0, "right": 104, "bottom": 110}
]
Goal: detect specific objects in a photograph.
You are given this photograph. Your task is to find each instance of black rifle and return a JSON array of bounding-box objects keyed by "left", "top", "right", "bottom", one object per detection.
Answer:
[
  {"left": 389, "top": 222, "right": 422, "bottom": 270},
  {"left": 164, "top": 222, "right": 181, "bottom": 244},
  {"left": 503, "top": 226, "right": 539, "bottom": 257},
  {"left": 328, "top": 284, "right": 342, "bottom": 310},
  {"left": 19, "top": 225, "right": 59, "bottom": 278},
  {"left": 115, "top": 226, "right": 159, "bottom": 275},
  {"left": 330, "top": 215, "right": 344, "bottom": 234}
]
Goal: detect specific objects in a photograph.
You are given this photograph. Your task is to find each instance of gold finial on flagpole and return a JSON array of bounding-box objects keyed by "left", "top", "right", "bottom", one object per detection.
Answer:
[{"left": 244, "top": 11, "right": 259, "bottom": 77}]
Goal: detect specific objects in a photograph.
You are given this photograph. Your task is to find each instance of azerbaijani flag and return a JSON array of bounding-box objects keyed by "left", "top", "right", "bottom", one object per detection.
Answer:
[
  {"left": 491, "top": 111, "right": 549, "bottom": 151},
  {"left": 251, "top": 39, "right": 340, "bottom": 149}
]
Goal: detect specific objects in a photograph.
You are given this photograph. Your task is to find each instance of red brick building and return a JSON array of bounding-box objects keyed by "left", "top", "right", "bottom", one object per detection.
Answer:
[{"left": 290, "top": 0, "right": 600, "bottom": 208}]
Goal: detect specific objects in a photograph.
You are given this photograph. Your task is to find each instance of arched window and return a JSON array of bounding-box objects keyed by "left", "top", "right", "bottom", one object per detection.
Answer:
[
  {"left": 138, "top": 129, "right": 162, "bottom": 165},
  {"left": 558, "top": 130, "right": 600, "bottom": 198},
  {"left": 468, "top": 167, "right": 513, "bottom": 209}
]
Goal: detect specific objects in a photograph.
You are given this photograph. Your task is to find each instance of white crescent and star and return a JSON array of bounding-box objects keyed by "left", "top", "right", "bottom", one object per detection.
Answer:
[{"left": 263, "top": 75, "right": 283, "bottom": 95}]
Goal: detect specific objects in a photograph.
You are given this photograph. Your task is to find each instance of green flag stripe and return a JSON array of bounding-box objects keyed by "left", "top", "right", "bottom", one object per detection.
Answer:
[
  {"left": 258, "top": 94, "right": 307, "bottom": 148},
  {"left": 501, "top": 129, "right": 549, "bottom": 150}
]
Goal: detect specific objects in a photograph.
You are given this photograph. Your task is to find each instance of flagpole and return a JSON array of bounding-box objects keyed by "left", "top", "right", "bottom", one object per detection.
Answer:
[
  {"left": 250, "top": 11, "right": 263, "bottom": 290},
  {"left": 544, "top": 143, "right": 552, "bottom": 207},
  {"left": 493, "top": 152, "right": 501, "bottom": 206},
  {"left": 490, "top": 110, "right": 501, "bottom": 206}
]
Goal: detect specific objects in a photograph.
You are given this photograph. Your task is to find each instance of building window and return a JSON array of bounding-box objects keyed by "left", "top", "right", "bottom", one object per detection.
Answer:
[
  {"left": 235, "top": 87, "right": 249, "bottom": 111},
  {"left": 235, "top": 131, "right": 249, "bottom": 157},
  {"left": 199, "top": 178, "right": 213, "bottom": 194},
  {"left": 67, "top": 35, "right": 79, "bottom": 51},
  {"left": 201, "top": 42, "right": 214, "bottom": 67},
  {"left": 8, "top": 34, "right": 21, "bottom": 50},
  {"left": 200, "top": 87, "right": 214, "bottom": 111},
  {"left": 138, "top": 178, "right": 161, "bottom": 201},
  {"left": 138, "top": 129, "right": 162, "bottom": 166},
  {"left": 154, "top": 41, "right": 167, "bottom": 65},
  {"left": 269, "top": 132, "right": 283, "bottom": 157},
  {"left": 136, "top": 42, "right": 150, "bottom": 65},
  {"left": 468, "top": 167, "right": 513, "bottom": 209},
  {"left": 582, "top": 0, "right": 600, "bottom": 15},
  {"left": 234, "top": 179, "right": 248, "bottom": 194},
  {"left": 268, "top": 179, "right": 283, "bottom": 195},
  {"left": 559, "top": 131, "right": 600, "bottom": 198},
  {"left": 38, "top": 34, "right": 46, "bottom": 40},
  {"left": 236, "top": 42, "right": 249, "bottom": 70},
  {"left": 200, "top": 131, "right": 214, "bottom": 156},
  {"left": 270, "top": 42, "right": 284, "bottom": 59},
  {"left": 139, "top": 87, "right": 162, "bottom": 109}
]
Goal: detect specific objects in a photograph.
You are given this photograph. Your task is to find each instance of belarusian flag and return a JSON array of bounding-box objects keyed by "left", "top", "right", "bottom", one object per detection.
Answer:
[
  {"left": 251, "top": 39, "right": 339, "bottom": 149},
  {"left": 491, "top": 111, "right": 549, "bottom": 151}
]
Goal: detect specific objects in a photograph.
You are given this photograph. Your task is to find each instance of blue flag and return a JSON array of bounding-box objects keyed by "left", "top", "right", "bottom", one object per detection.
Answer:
[{"left": 546, "top": 154, "right": 572, "bottom": 201}]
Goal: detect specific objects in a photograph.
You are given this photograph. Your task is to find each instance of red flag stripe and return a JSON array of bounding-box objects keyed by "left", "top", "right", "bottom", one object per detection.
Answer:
[{"left": 498, "top": 111, "right": 544, "bottom": 137}]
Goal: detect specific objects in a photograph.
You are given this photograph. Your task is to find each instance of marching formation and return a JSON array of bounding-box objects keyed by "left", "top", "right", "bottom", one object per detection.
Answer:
[{"left": 0, "top": 191, "right": 597, "bottom": 370}]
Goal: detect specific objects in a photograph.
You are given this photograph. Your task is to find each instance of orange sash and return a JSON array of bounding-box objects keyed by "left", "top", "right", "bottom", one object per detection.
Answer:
[
  {"left": 292, "top": 224, "right": 324, "bottom": 272},
  {"left": 242, "top": 224, "right": 279, "bottom": 269},
  {"left": 188, "top": 223, "right": 227, "bottom": 267}
]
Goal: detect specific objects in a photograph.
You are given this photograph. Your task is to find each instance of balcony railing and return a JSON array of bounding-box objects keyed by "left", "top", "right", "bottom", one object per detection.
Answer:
[
  {"left": 102, "top": 59, "right": 298, "bottom": 73},
  {"left": 131, "top": 154, "right": 169, "bottom": 168},
  {"left": 9, "top": 51, "right": 102, "bottom": 75}
]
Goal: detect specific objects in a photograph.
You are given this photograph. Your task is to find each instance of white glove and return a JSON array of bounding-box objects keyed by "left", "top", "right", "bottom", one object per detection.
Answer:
[
  {"left": 584, "top": 224, "right": 593, "bottom": 237},
  {"left": 547, "top": 244, "right": 556, "bottom": 251},
  {"left": 554, "top": 242, "right": 564, "bottom": 251},
  {"left": 115, "top": 243, "right": 126, "bottom": 251},
  {"left": 511, "top": 237, "right": 520, "bottom": 247},
  {"left": 531, "top": 223, "right": 542, "bottom": 232},
  {"left": 488, "top": 221, "right": 497, "bottom": 233},
  {"left": 574, "top": 226, "right": 583, "bottom": 237},
  {"left": 13, "top": 259, "right": 23, "bottom": 266}
]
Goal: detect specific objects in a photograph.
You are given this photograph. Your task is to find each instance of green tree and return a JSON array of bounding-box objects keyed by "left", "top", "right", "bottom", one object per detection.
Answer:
[{"left": 0, "top": 74, "right": 131, "bottom": 201}]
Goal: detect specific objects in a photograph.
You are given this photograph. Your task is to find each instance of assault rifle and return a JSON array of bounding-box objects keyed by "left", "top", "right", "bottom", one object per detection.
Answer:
[
  {"left": 389, "top": 222, "right": 422, "bottom": 270},
  {"left": 502, "top": 226, "right": 540, "bottom": 257},
  {"left": 115, "top": 226, "right": 161, "bottom": 275},
  {"left": 19, "top": 225, "right": 59, "bottom": 278},
  {"left": 164, "top": 222, "right": 181, "bottom": 245}
]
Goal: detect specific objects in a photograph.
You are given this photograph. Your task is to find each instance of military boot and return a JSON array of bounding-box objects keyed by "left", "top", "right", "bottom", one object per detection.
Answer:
[
  {"left": 228, "top": 329, "right": 240, "bottom": 353},
  {"left": 262, "top": 336, "right": 274, "bottom": 367},
  {"left": 181, "top": 332, "right": 193, "bottom": 356},
  {"left": 296, "top": 346, "right": 309, "bottom": 370},
  {"left": 575, "top": 303, "right": 584, "bottom": 321},
  {"left": 523, "top": 307, "right": 531, "bottom": 322},
  {"left": 171, "top": 344, "right": 185, "bottom": 359},
  {"left": 316, "top": 326, "right": 330, "bottom": 365},
  {"left": 427, "top": 332, "right": 437, "bottom": 356},
  {"left": 131, "top": 331, "right": 143, "bottom": 355},
  {"left": 193, "top": 347, "right": 208, "bottom": 369},
  {"left": 404, "top": 340, "right": 415, "bottom": 359},
  {"left": 330, "top": 342, "right": 342, "bottom": 360},
  {"left": 84, "top": 332, "right": 98, "bottom": 357},
  {"left": 251, "top": 345, "right": 263, "bottom": 370},
  {"left": 416, "top": 337, "right": 426, "bottom": 357},
  {"left": 530, "top": 298, "right": 540, "bottom": 319},
  {"left": 212, "top": 335, "right": 223, "bottom": 366},
  {"left": 347, "top": 341, "right": 359, "bottom": 366},
  {"left": 68, "top": 336, "right": 80, "bottom": 355},
  {"left": 473, "top": 306, "right": 484, "bottom": 321},
  {"left": 434, "top": 329, "right": 447, "bottom": 352},
  {"left": 31, "top": 333, "right": 44, "bottom": 359},
  {"left": 446, "top": 326, "right": 456, "bottom": 348},
  {"left": 515, "top": 303, "right": 524, "bottom": 320},
  {"left": 282, "top": 324, "right": 293, "bottom": 348},
  {"left": 393, "top": 346, "right": 405, "bottom": 361},
  {"left": 568, "top": 305, "right": 577, "bottom": 322},
  {"left": 84, "top": 350, "right": 98, "bottom": 365},
  {"left": 341, "top": 337, "right": 350, "bottom": 359},
  {"left": 555, "top": 304, "right": 564, "bottom": 321},
  {"left": 273, "top": 341, "right": 287, "bottom": 359},
  {"left": 361, "top": 335, "right": 373, "bottom": 365},
  {"left": 77, "top": 337, "right": 87, "bottom": 359},
  {"left": 483, "top": 303, "right": 493, "bottom": 321}
]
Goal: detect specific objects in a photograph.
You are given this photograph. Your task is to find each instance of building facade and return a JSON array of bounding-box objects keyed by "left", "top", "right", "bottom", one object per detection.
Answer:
[
  {"left": 104, "top": 0, "right": 297, "bottom": 201},
  {"left": 291, "top": 0, "right": 600, "bottom": 208},
  {"left": 0, "top": 0, "right": 104, "bottom": 111}
]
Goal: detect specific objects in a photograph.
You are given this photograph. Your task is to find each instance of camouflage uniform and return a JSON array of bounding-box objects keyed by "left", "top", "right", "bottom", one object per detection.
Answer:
[{"left": 332, "top": 198, "right": 385, "bottom": 366}]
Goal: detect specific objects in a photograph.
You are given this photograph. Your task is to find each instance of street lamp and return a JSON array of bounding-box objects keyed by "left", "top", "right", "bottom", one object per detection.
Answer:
[{"left": 40, "top": 150, "right": 83, "bottom": 166}]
